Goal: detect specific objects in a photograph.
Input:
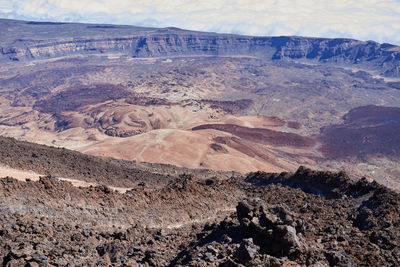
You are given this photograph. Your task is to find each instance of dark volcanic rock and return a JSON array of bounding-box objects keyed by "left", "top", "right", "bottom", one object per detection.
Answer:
[
  {"left": 235, "top": 238, "right": 258, "bottom": 263},
  {"left": 320, "top": 105, "right": 400, "bottom": 159},
  {"left": 0, "top": 137, "right": 399, "bottom": 267},
  {"left": 193, "top": 123, "right": 315, "bottom": 147},
  {"left": 172, "top": 167, "right": 400, "bottom": 266},
  {"left": 236, "top": 201, "right": 302, "bottom": 258}
]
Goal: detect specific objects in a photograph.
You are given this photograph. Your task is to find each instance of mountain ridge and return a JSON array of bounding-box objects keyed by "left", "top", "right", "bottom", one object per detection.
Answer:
[{"left": 1, "top": 18, "right": 400, "bottom": 77}]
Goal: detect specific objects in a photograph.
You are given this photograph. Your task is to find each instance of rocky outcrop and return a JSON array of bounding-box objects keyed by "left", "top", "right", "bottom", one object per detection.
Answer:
[
  {"left": 245, "top": 166, "right": 382, "bottom": 199},
  {"left": 271, "top": 37, "right": 400, "bottom": 76},
  {"left": 235, "top": 201, "right": 304, "bottom": 259},
  {"left": 1, "top": 163, "right": 399, "bottom": 266},
  {"left": 1, "top": 19, "right": 400, "bottom": 77},
  {"left": 169, "top": 166, "right": 400, "bottom": 266}
]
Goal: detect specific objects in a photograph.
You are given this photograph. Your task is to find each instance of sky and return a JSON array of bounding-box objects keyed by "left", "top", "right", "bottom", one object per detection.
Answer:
[{"left": 1, "top": 0, "right": 400, "bottom": 45}]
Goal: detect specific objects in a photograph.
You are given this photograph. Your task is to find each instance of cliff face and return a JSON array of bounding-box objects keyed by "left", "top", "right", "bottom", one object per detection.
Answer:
[
  {"left": 1, "top": 34, "right": 276, "bottom": 61},
  {"left": 1, "top": 19, "right": 400, "bottom": 76},
  {"left": 271, "top": 37, "right": 400, "bottom": 76}
]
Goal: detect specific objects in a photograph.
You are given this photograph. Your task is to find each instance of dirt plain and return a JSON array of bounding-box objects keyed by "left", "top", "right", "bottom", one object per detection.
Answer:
[{"left": 1, "top": 52, "right": 400, "bottom": 187}]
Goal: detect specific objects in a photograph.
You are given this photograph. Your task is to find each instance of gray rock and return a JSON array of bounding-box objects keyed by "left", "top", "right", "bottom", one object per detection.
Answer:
[
  {"left": 25, "top": 262, "right": 39, "bottom": 267},
  {"left": 221, "top": 234, "right": 232, "bottom": 243},
  {"left": 221, "top": 258, "right": 245, "bottom": 267},
  {"left": 236, "top": 202, "right": 253, "bottom": 222},
  {"left": 265, "top": 256, "right": 285, "bottom": 267},
  {"left": 271, "top": 225, "right": 301, "bottom": 255},
  {"left": 325, "top": 250, "right": 354, "bottom": 267},
  {"left": 235, "top": 238, "right": 258, "bottom": 264},
  {"left": 204, "top": 252, "right": 215, "bottom": 262},
  {"left": 206, "top": 244, "right": 218, "bottom": 255}
]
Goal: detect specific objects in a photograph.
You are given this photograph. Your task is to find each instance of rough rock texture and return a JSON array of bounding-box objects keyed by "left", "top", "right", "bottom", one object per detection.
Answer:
[
  {"left": 0, "top": 164, "right": 399, "bottom": 266},
  {"left": 173, "top": 172, "right": 400, "bottom": 266}
]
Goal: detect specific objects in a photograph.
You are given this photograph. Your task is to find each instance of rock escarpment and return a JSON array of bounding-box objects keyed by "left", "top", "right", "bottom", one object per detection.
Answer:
[{"left": 1, "top": 19, "right": 400, "bottom": 77}]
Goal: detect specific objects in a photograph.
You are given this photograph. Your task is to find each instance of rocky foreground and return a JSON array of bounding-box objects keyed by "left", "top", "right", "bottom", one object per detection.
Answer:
[{"left": 0, "top": 166, "right": 399, "bottom": 266}]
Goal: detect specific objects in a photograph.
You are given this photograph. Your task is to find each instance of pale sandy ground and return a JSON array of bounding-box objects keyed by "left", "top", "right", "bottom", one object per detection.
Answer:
[
  {"left": 78, "top": 128, "right": 312, "bottom": 173},
  {"left": 0, "top": 166, "right": 41, "bottom": 182},
  {"left": 0, "top": 165, "right": 131, "bottom": 193},
  {"left": 0, "top": 97, "right": 317, "bottom": 174}
]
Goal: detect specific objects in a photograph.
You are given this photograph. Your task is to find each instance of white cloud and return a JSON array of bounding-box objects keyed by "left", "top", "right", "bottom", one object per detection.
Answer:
[{"left": 1, "top": 0, "right": 400, "bottom": 44}]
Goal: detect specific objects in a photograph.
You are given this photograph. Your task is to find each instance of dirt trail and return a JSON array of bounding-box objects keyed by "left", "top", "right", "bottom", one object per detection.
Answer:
[
  {"left": 0, "top": 165, "right": 132, "bottom": 193},
  {"left": 164, "top": 207, "right": 237, "bottom": 229},
  {"left": 0, "top": 165, "right": 41, "bottom": 181}
]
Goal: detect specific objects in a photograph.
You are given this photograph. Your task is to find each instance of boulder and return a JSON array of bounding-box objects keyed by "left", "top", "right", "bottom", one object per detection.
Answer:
[{"left": 235, "top": 238, "right": 258, "bottom": 264}]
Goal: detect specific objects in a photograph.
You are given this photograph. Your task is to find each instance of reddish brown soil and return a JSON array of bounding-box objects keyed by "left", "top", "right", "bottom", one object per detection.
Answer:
[
  {"left": 287, "top": 121, "right": 302, "bottom": 129},
  {"left": 193, "top": 123, "right": 315, "bottom": 147},
  {"left": 320, "top": 105, "right": 400, "bottom": 159},
  {"left": 213, "top": 136, "right": 278, "bottom": 165},
  {"left": 267, "top": 116, "right": 286, "bottom": 127},
  {"left": 209, "top": 143, "right": 228, "bottom": 154}
]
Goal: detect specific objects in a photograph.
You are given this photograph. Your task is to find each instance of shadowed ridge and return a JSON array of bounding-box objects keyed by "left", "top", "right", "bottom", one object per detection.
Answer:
[{"left": 246, "top": 166, "right": 385, "bottom": 199}]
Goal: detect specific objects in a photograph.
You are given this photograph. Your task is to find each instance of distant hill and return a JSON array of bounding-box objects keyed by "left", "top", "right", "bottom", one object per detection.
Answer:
[{"left": 1, "top": 18, "right": 399, "bottom": 77}]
